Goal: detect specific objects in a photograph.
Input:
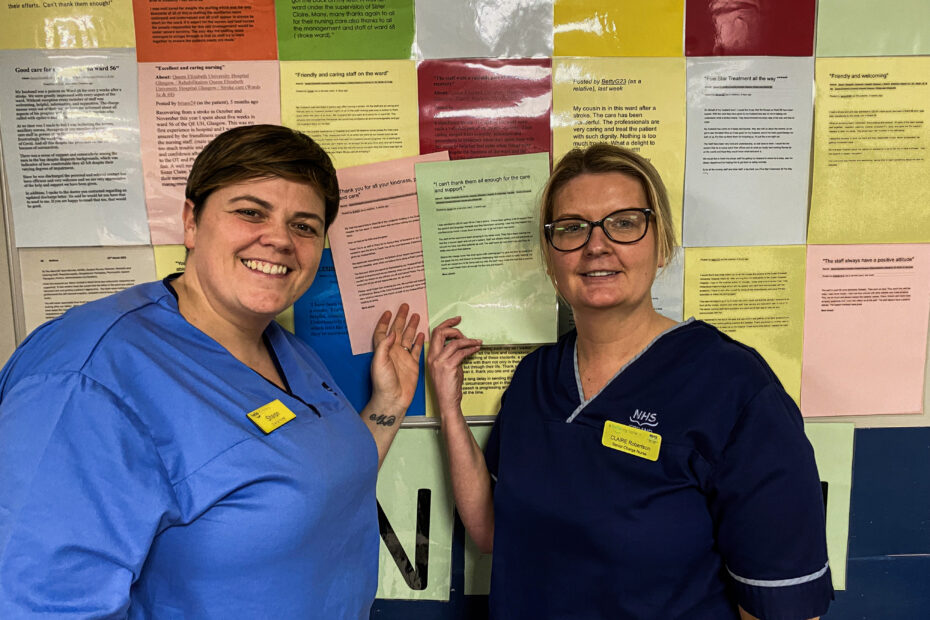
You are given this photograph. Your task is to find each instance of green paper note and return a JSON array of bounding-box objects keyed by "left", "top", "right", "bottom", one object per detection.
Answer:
[
  {"left": 463, "top": 425, "right": 493, "bottom": 595},
  {"left": 804, "top": 422, "right": 855, "bottom": 590},
  {"left": 276, "top": 0, "right": 414, "bottom": 60},
  {"left": 817, "top": 0, "right": 930, "bottom": 56},
  {"left": 376, "top": 428, "right": 454, "bottom": 600},
  {"left": 417, "top": 153, "right": 558, "bottom": 346}
]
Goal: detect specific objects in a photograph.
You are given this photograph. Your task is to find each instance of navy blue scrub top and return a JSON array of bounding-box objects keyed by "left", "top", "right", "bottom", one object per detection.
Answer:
[{"left": 485, "top": 320, "right": 833, "bottom": 620}]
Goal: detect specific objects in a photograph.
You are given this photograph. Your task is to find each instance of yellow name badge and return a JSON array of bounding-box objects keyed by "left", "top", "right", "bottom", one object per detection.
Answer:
[
  {"left": 247, "top": 399, "right": 296, "bottom": 434},
  {"left": 602, "top": 420, "right": 662, "bottom": 461}
]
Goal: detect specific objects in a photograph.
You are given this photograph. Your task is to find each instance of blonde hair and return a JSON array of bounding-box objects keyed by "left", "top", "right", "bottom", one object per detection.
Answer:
[{"left": 539, "top": 144, "right": 677, "bottom": 281}]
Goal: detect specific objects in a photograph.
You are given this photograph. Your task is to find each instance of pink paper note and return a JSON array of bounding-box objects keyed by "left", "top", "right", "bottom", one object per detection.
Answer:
[
  {"left": 801, "top": 244, "right": 930, "bottom": 416},
  {"left": 138, "top": 61, "right": 281, "bottom": 244},
  {"left": 328, "top": 152, "right": 449, "bottom": 354}
]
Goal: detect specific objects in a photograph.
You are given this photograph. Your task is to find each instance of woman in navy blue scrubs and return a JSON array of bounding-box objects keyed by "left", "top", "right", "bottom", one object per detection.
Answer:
[{"left": 428, "top": 144, "right": 832, "bottom": 620}]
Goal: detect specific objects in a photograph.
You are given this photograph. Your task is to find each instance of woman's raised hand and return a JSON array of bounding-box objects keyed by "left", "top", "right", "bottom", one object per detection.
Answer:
[
  {"left": 369, "top": 303, "right": 425, "bottom": 412},
  {"left": 427, "top": 316, "right": 482, "bottom": 417},
  {"left": 427, "top": 316, "right": 493, "bottom": 553}
]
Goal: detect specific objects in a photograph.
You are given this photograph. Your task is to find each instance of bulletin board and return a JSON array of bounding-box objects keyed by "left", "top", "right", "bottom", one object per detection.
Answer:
[{"left": 0, "top": 0, "right": 929, "bottom": 617}]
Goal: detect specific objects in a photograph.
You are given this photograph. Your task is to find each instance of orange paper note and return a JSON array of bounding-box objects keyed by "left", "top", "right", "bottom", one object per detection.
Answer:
[{"left": 133, "top": 0, "right": 278, "bottom": 61}]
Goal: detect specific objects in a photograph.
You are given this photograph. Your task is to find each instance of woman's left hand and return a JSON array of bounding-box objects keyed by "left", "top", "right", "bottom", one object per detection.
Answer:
[
  {"left": 369, "top": 303, "right": 425, "bottom": 415},
  {"left": 363, "top": 304, "right": 425, "bottom": 468}
]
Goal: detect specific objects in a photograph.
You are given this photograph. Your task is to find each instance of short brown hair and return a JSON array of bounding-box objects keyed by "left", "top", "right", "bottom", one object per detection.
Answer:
[
  {"left": 185, "top": 124, "right": 340, "bottom": 230},
  {"left": 539, "top": 144, "right": 677, "bottom": 275}
]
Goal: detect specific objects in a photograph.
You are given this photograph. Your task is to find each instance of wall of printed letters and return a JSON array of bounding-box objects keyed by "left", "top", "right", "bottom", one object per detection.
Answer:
[{"left": 1, "top": 1, "right": 928, "bottom": 617}]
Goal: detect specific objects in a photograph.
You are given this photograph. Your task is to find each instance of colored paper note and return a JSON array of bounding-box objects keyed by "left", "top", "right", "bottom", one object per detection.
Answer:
[
  {"left": 274, "top": 307, "right": 295, "bottom": 334},
  {"left": 416, "top": 154, "right": 557, "bottom": 345},
  {"left": 137, "top": 60, "right": 281, "bottom": 244},
  {"left": 683, "top": 245, "right": 806, "bottom": 402},
  {"left": 926, "top": 337, "right": 930, "bottom": 422},
  {"left": 0, "top": 0, "right": 135, "bottom": 49},
  {"left": 683, "top": 57, "right": 814, "bottom": 247},
  {"left": 808, "top": 57, "right": 930, "bottom": 244},
  {"left": 652, "top": 251, "right": 685, "bottom": 322},
  {"left": 559, "top": 251, "right": 685, "bottom": 337},
  {"left": 425, "top": 344, "right": 535, "bottom": 418},
  {"left": 817, "top": 0, "right": 930, "bottom": 57},
  {"left": 552, "top": 57, "right": 686, "bottom": 245},
  {"left": 132, "top": 0, "right": 277, "bottom": 62},
  {"left": 293, "top": 249, "right": 426, "bottom": 415},
  {"left": 685, "top": 0, "right": 815, "bottom": 56},
  {"left": 0, "top": 49, "right": 149, "bottom": 247},
  {"left": 415, "top": 0, "right": 553, "bottom": 59},
  {"left": 801, "top": 245, "right": 930, "bottom": 417},
  {"left": 376, "top": 428, "right": 454, "bottom": 600},
  {"left": 554, "top": 0, "right": 683, "bottom": 57},
  {"left": 463, "top": 424, "right": 492, "bottom": 595},
  {"left": 18, "top": 246, "right": 156, "bottom": 334},
  {"left": 418, "top": 58, "right": 552, "bottom": 161},
  {"left": 153, "top": 245, "right": 186, "bottom": 279},
  {"left": 806, "top": 278, "right": 930, "bottom": 431},
  {"left": 0, "top": 208, "right": 16, "bottom": 365},
  {"left": 281, "top": 59, "right": 418, "bottom": 169},
  {"left": 276, "top": 0, "right": 414, "bottom": 61},
  {"left": 152, "top": 244, "right": 293, "bottom": 330},
  {"left": 804, "top": 422, "right": 855, "bottom": 590},
  {"left": 328, "top": 152, "right": 448, "bottom": 355}
]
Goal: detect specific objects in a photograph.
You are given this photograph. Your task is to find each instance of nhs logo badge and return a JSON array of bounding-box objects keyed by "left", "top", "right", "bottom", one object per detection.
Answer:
[{"left": 629, "top": 408, "right": 658, "bottom": 428}]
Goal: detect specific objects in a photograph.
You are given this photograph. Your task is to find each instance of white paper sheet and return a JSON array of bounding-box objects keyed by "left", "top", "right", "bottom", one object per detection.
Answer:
[
  {"left": 18, "top": 246, "right": 156, "bottom": 334},
  {"left": 415, "top": 0, "right": 553, "bottom": 59},
  {"left": 0, "top": 49, "right": 149, "bottom": 247},
  {"left": 683, "top": 57, "right": 814, "bottom": 247}
]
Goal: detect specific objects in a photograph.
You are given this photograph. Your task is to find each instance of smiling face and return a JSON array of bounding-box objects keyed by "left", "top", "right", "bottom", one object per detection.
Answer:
[
  {"left": 182, "top": 175, "right": 326, "bottom": 330},
  {"left": 547, "top": 172, "right": 661, "bottom": 317}
]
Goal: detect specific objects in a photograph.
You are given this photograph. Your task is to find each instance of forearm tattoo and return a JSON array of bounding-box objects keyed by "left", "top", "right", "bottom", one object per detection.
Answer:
[{"left": 369, "top": 413, "right": 397, "bottom": 427}]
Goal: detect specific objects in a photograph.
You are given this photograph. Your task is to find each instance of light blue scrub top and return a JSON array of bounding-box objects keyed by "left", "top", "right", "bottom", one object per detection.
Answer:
[{"left": 0, "top": 279, "right": 379, "bottom": 619}]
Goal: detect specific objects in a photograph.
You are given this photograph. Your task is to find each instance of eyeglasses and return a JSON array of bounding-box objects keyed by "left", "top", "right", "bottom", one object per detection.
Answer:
[{"left": 544, "top": 208, "right": 653, "bottom": 252}]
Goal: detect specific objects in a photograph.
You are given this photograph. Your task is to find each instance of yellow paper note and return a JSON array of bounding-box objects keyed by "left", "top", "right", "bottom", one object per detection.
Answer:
[
  {"left": 425, "top": 344, "right": 536, "bottom": 418},
  {"left": 554, "top": 0, "right": 684, "bottom": 57},
  {"left": 553, "top": 57, "right": 686, "bottom": 245},
  {"left": 153, "top": 244, "right": 293, "bottom": 332},
  {"left": 153, "top": 245, "right": 186, "bottom": 279},
  {"left": 683, "top": 246, "right": 806, "bottom": 402},
  {"left": 280, "top": 59, "right": 419, "bottom": 169},
  {"left": 0, "top": 0, "right": 136, "bottom": 49},
  {"left": 809, "top": 57, "right": 930, "bottom": 244},
  {"left": 804, "top": 422, "right": 855, "bottom": 590},
  {"left": 0, "top": 207, "right": 14, "bottom": 365}
]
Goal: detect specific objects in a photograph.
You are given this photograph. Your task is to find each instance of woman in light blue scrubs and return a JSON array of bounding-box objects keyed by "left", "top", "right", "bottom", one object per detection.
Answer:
[{"left": 0, "top": 125, "right": 425, "bottom": 618}]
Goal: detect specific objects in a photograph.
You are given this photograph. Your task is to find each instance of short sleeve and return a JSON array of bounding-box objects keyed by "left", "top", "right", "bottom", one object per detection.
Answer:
[
  {"left": 0, "top": 373, "right": 180, "bottom": 618},
  {"left": 708, "top": 382, "right": 834, "bottom": 619}
]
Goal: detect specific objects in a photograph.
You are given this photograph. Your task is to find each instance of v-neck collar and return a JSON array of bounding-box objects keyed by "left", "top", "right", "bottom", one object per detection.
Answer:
[
  {"left": 162, "top": 276, "right": 319, "bottom": 415},
  {"left": 566, "top": 318, "right": 694, "bottom": 423}
]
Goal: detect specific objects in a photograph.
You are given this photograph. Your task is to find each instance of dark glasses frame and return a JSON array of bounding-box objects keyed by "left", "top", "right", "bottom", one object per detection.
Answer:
[{"left": 544, "top": 208, "right": 653, "bottom": 252}]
